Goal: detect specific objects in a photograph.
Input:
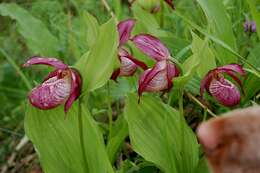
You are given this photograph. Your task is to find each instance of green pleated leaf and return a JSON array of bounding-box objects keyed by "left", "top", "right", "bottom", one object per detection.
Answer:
[
  {"left": 191, "top": 32, "right": 216, "bottom": 78},
  {"left": 82, "top": 11, "right": 99, "bottom": 48},
  {"left": 173, "top": 32, "right": 210, "bottom": 88},
  {"left": 194, "top": 157, "right": 210, "bottom": 173},
  {"left": 25, "top": 104, "right": 114, "bottom": 173},
  {"left": 0, "top": 3, "right": 59, "bottom": 56},
  {"left": 132, "top": 4, "right": 168, "bottom": 36},
  {"left": 196, "top": 0, "right": 237, "bottom": 64},
  {"left": 124, "top": 94, "right": 199, "bottom": 173},
  {"left": 76, "top": 18, "right": 118, "bottom": 92}
]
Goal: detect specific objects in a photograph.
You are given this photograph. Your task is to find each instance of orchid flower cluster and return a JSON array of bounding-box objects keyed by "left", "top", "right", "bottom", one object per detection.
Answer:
[
  {"left": 112, "top": 19, "right": 180, "bottom": 98},
  {"left": 23, "top": 19, "right": 246, "bottom": 113}
]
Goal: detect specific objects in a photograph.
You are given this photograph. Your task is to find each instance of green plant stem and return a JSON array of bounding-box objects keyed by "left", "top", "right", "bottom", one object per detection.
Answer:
[
  {"left": 203, "top": 108, "right": 208, "bottom": 121},
  {"left": 159, "top": 0, "right": 164, "bottom": 27},
  {"left": 186, "top": 92, "right": 217, "bottom": 117},
  {"left": 78, "top": 99, "right": 89, "bottom": 173},
  {"left": 101, "top": 0, "right": 118, "bottom": 23},
  {"left": 0, "top": 48, "right": 32, "bottom": 90},
  {"left": 179, "top": 88, "right": 184, "bottom": 116},
  {"left": 107, "top": 83, "right": 113, "bottom": 139}
]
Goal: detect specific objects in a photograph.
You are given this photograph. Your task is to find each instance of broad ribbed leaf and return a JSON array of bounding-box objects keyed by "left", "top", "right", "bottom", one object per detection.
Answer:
[
  {"left": 191, "top": 32, "right": 216, "bottom": 78},
  {"left": 173, "top": 32, "right": 208, "bottom": 88},
  {"left": 196, "top": 0, "right": 237, "bottom": 64},
  {"left": 132, "top": 4, "right": 168, "bottom": 36},
  {"left": 25, "top": 104, "right": 114, "bottom": 173},
  {"left": 124, "top": 94, "right": 199, "bottom": 173},
  {"left": 76, "top": 18, "right": 118, "bottom": 92},
  {"left": 0, "top": 3, "right": 59, "bottom": 56},
  {"left": 82, "top": 11, "right": 99, "bottom": 48}
]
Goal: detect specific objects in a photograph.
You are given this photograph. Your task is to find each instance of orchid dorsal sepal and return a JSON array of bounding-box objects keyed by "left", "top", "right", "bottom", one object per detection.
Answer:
[
  {"left": 117, "top": 19, "right": 136, "bottom": 47},
  {"left": 131, "top": 34, "right": 170, "bottom": 61}
]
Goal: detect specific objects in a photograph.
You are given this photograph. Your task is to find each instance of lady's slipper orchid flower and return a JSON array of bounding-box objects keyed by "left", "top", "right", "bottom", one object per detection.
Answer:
[
  {"left": 200, "top": 64, "right": 246, "bottom": 107},
  {"left": 23, "top": 57, "right": 82, "bottom": 113},
  {"left": 138, "top": 60, "right": 180, "bottom": 97},
  {"left": 133, "top": 34, "right": 180, "bottom": 98},
  {"left": 111, "top": 19, "right": 148, "bottom": 81},
  {"left": 131, "top": 34, "right": 170, "bottom": 61}
]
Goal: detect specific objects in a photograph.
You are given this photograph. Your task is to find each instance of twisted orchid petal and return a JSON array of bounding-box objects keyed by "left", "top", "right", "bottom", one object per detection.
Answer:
[
  {"left": 64, "top": 69, "right": 82, "bottom": 113},
  {"left": 118, "top": 48, "right": 147, "bottom": 70},
  {"left": 118, "top": 19, "right": 136, "bottom": 47},
  {"left": 111, "top": 49, "right": 148, "bottom": 81},
  {"left": 23, "top": 56, "right": 68, "bottom": 69},
  {"left": 132, "top": 34, "right": 170, "bottom": 61},
  {"left": 119, "top": 56, "right": 138, "bottom": 76},
  {"left": 24, "top": 57, "right": 81, "bottom": 113},
  {"left": 209, "top": 78, "right": 241, "bottom": 106},
  {"left": 166, "top": 62, "right": 180, "bottom": 89}
]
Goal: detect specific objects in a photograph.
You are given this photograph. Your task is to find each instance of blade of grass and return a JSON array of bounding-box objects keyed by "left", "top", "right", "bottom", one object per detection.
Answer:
[{"left": 0, "top": 48, "right": 32, "bottom": 90}]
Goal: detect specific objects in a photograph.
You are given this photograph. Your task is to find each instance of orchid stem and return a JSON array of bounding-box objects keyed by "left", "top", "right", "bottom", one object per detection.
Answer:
[
  {"left": 0, "top": 48, "right": 32, "bottom": 90},
  {"left": 107, "top": 82, "right": 113, "bottom": 139},
  {"left": 78, "top": 98, "right": 89, "bottom": 173},
  {"left": 101, "top": 0, "right": 118, "bottom": 23},
  {"left": 203, "top": 108, "right": 208, "bottom": 121},
  {"left": 186, "top": 92, "right": 217, "bottom": 117},
  {"left": 179, "top": 88, "right": 184, "bottom": 116}
]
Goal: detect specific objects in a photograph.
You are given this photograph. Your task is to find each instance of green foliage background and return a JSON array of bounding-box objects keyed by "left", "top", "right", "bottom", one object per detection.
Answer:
[{"left": 0, "top": 0, "right": 259, "bottom": 173}]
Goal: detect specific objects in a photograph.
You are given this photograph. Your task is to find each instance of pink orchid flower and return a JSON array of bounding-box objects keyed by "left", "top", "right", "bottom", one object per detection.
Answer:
[
  {"left": 200, "top": 64, "right": 246, "bottom": 107},
  {"left": 111, "top": 19, "right": 148, "bottom": 81},
  {"left": 138, "top": 60, "right": 180, "bottom": 97},
  {"left": 23, "top": 57, "right": 82, "bottom": 113},
  {"left": 131, "top": 34, "right": 180, "bottom": 97}
]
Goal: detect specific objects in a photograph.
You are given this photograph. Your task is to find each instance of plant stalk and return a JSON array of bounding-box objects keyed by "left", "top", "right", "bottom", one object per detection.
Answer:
[
  {"left": 179, "top": 88, "right": 184, "bottom": 116},
  {"left": 101, "top": 0, "right": 118, "bottom": 23},
  {"left": 107, "top": 83, "right": 113, "bottom": 139},
  {"left": 78, "top": 99, "right": 89, "bottom": 172},
  {"left": 186, "top": 92, "right": 217, "bottom": 117}
]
